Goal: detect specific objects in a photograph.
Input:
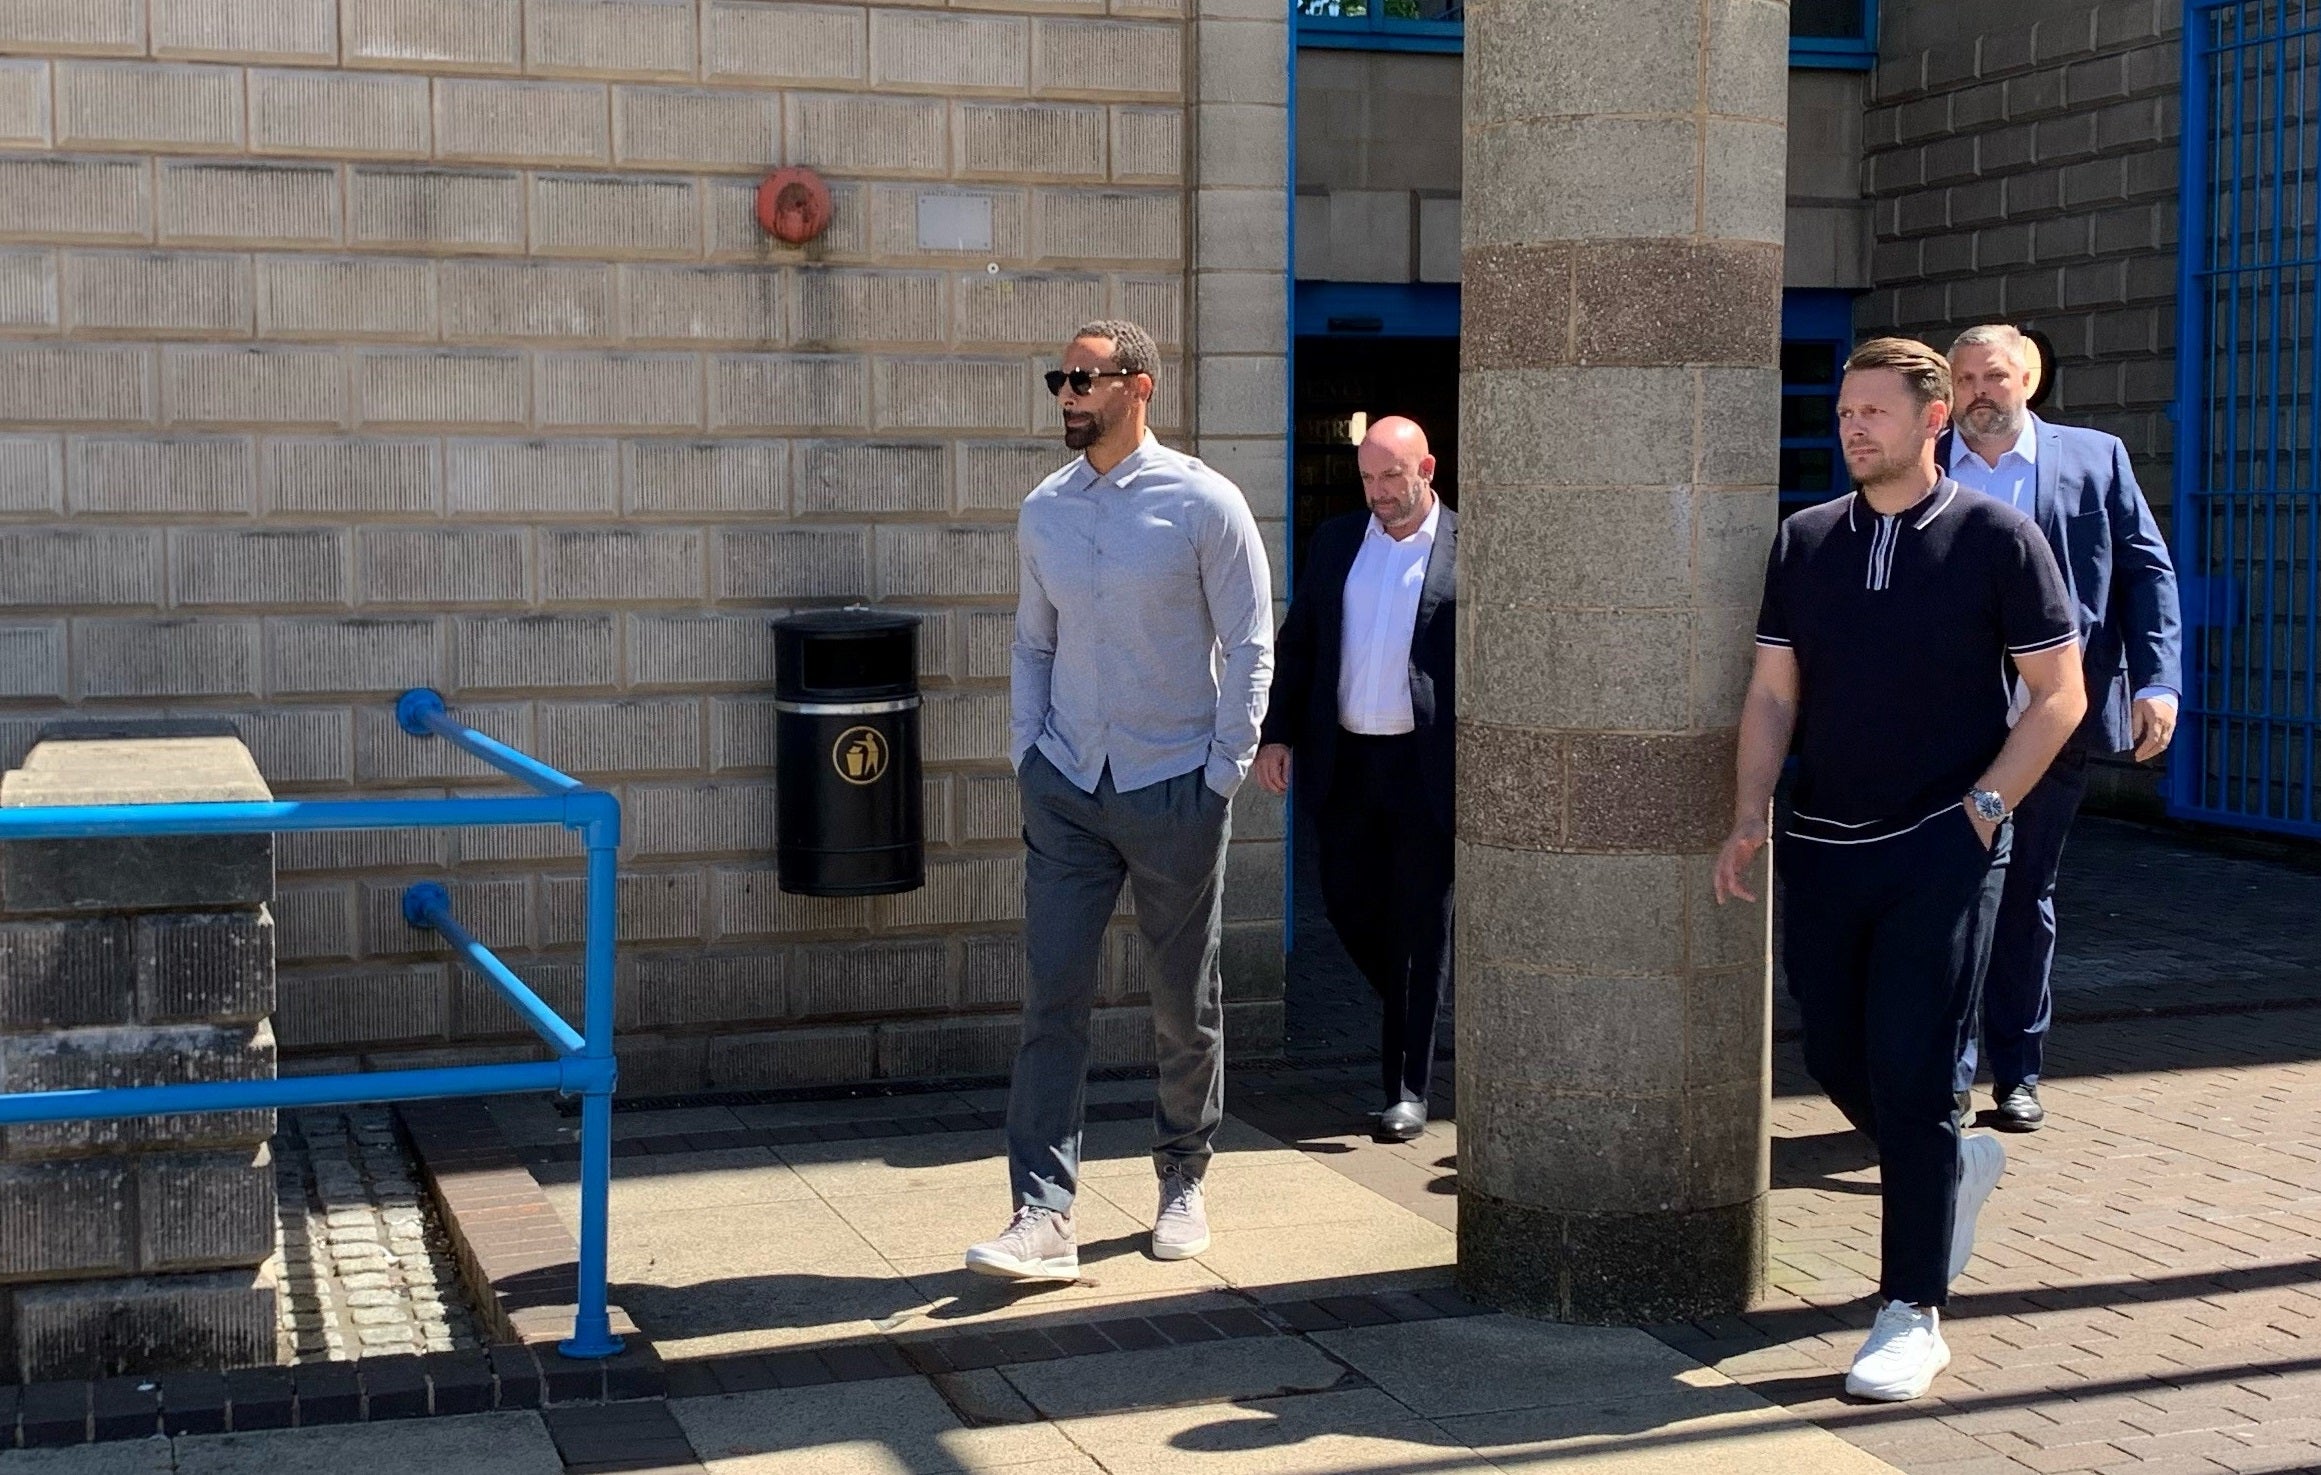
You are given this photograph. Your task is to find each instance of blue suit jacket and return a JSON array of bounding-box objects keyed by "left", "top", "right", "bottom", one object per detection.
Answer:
[{"left": 1937, "top": 416, "right": 2182, "bottom": 755}]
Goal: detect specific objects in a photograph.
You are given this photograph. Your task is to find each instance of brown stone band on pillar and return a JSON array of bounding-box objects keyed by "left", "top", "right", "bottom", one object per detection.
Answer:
[
  {"left": 1458, "top": 723, "right": 1738, "bottom": 854},
  {"left": 1463, "top": 240, "right": 1784, "bottom": 372},
  {"left": 1458, "top": 1188, "right": 1766, "bottom": 1326}
]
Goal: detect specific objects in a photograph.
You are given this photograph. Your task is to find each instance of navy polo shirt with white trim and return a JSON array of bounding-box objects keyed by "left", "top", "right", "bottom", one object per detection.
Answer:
[{"left": 1755, "top": 480, "right": 2077, "bottom": 844}]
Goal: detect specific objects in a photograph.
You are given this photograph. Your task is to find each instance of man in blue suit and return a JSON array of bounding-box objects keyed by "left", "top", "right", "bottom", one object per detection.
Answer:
[{"left": 1941, "top": 324, "right": 2183, "bottom": 1130}]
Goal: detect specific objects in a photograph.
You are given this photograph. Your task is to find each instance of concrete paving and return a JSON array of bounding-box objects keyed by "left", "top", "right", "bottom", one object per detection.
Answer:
[{"left": 0, "top": 1412, "right": 567, "bottom": 1474}]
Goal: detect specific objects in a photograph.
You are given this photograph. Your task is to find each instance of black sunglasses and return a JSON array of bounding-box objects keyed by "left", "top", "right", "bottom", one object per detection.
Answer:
[{"left": 1045, "top": 368, "right": 1138, "bottom": 397}]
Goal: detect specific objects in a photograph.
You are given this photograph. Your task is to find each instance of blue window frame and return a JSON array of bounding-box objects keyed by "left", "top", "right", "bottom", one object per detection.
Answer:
[
  {"left": 1790, "top": 0, "right": 1878, "bottom": 69},
  {"left": 1779, "top": 289, "right": 1858, "bottom": 515}
]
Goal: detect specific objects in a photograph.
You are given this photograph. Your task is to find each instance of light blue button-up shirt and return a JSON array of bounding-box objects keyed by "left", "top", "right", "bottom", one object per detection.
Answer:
[{"left": 1012, "top": 435, "right": 1274, "bottom": 797}]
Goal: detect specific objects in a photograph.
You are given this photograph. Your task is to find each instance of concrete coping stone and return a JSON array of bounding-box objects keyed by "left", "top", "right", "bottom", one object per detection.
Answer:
[{"left": 4, "top": 733, "right": 272, "bottom": 809}]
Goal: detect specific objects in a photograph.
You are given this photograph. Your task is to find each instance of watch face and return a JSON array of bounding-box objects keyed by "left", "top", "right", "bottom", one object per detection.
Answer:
[{"left": 1973, "top": 792, "right": 2005, "bottom": 821}]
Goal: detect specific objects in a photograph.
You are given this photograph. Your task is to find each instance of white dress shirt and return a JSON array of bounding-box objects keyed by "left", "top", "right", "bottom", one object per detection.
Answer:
[
  {"left": 1336, "top": 500, "right": 1439, "bottom": 735},
  {"left": 1949, "top": 421, "right": 2178, "bottom": 717}
]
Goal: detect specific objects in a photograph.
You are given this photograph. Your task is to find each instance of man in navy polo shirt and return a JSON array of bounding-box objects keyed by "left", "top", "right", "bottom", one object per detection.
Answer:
[{"left": 1714, "top": 338, "right": 2087, "bottom": 1403}]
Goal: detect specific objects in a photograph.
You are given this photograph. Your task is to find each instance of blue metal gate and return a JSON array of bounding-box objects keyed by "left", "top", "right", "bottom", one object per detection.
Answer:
[{"left": 2173, "top": 0, "right": 2321, "bottom": 837}]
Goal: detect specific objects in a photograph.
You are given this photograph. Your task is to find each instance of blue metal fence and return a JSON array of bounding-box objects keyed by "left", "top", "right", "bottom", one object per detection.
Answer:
[
  {"left": 2174, "top": 0, "right": 2321, "bottom": 838},
  {"left": 0, "top": 689, "right": 624, "bottom": 1360}
]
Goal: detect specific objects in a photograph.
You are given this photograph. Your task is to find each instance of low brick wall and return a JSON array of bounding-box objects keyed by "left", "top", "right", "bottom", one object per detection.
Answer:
[{"left": 0, "top": 724, "right": 280, "bottom": 1382}]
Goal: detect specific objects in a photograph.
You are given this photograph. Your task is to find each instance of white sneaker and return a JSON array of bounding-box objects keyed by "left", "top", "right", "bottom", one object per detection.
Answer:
[
  {"left": 964, "top": 1206, "right": 1079, "bottom": 1281},
  {"left": 1151, "top": 1169, "right": 1211, "bottom": 1260},
  {"left": 1845, "top": 1300, "right": 1950, "bottom": 1401},
  {"left": 1949, "top": 1131, "right": 2007, "bottom": 1283}
]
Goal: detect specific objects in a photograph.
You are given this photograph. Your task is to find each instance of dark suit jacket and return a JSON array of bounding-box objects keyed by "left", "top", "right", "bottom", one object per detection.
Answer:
[
  {"left": 1259, "top": 504, "right": 1457, "bottom": 828},
  {"left": 1936, "top": 416, "right": 2183, "bottom": 755}
]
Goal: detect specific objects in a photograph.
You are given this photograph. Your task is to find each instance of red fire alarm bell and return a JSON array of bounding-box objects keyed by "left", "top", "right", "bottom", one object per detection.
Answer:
[{"left": 757, "top": 167, "right": 832, "bottom": 245}]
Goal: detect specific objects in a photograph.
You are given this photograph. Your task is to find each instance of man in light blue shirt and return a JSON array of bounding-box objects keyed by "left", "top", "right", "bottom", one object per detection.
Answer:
[
  {"left": 965, "top": 319, "right": 1274, "bottom": 1284},
  {"left": 1941, "top": 324, "right": 2182, "bottom": 1132}
]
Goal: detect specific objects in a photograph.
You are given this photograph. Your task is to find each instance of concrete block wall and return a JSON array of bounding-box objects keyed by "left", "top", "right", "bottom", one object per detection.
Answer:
[
  {"left": 0, "top": 0, "right": 1289, "bottom": 1096},
  {"left": 1861, "top": 0, "right": 2180, "bottom": 496},
  {"left": 0, "top": 727, "right": 280, "bottom": 1382}
]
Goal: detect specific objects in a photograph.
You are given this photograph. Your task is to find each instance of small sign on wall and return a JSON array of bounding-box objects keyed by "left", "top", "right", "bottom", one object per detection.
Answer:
[{"left": 916, "top": 193, "right": 995, "bottom": 253}]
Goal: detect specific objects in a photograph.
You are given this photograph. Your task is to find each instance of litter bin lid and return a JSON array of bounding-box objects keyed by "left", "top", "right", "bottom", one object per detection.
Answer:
[{"left": 775, "top": 608, "right": 920, "bottom": 701}]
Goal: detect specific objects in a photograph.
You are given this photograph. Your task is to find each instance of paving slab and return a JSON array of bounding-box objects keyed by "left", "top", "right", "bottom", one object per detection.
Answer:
[
  {"left": 0, "top": 1445, "right": 175, "bottom": 1474},
  {"left": 1441, "top": 1401, "right": 1904, "bottom": 1474},
  {"left": 673, "top": 1379, "right": 1082, "bottom": 1473},
  {"left": 536, "top": 1147, "right": 819, "bottom": 1219},
  {"left": 1312, "top": 1314, "right": 1726, "bottom": 1419},
  {"left": 998, "top": 1338, "right": 1352, "bottom": 1419},
  {"left": 168, "top": 1411, "right": 564, "bottom": 1474},
  {"left": 1044, "top": 1387, "right": 1486, "bottom": 1475}
]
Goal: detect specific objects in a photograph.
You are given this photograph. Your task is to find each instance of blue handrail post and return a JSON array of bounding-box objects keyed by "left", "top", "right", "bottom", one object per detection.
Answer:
[{"left": 561, "top": 790, "right": 624, "bottom": 1360}]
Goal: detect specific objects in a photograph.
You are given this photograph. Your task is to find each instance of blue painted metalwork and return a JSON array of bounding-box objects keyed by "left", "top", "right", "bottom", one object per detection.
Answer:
[
  {"left": 1290, "top": 0, "right": 1876, "bottom": 64},
  {"left": 1293, "top": 281, "right": 1460, "bottom": 339},
  {"left": 0, "top": 690, "right": 627, "bottom": 1359},
  {"left": 1789, "top": 0, "right": 1880, "bottom": 69},
  {"left": 2173, "top": 0, "right": 2321, "bottom": 839},
  {"left": 1779, "top": 289, "right": 1859, "bottom": 515}
]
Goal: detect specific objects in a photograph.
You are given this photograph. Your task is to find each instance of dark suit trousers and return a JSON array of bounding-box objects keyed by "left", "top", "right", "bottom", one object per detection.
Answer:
[
  {"left": 1956, "top": 744, "right": 2090, "bottom": 1094},
  {"left": 1316, "top": 731, "right": 1453, "bottom": 1105}
]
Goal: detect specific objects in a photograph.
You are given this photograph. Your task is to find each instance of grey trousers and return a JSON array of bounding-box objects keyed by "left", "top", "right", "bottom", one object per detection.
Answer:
[{"left": 1007, "top": 750, "right": 1232, "bottom": 1212}]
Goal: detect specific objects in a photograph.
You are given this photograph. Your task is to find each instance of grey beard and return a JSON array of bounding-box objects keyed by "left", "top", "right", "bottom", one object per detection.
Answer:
[{"left": 1961, "top": 404, "right": 2025, "bottom": 441}]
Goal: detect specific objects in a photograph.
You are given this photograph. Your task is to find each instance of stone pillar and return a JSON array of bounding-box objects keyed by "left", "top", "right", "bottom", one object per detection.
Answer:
[
  {"left": 0, "top": 724, "right": 280, "bottom": 1380},
  {"left": 1454, "top": 0, "right": 1788, "bottom": 1322}
]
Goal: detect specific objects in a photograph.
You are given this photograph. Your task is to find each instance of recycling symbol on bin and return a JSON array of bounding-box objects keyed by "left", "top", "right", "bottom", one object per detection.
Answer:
[{"left": 832, "top": 726, "right": 890, "bottom": 786}]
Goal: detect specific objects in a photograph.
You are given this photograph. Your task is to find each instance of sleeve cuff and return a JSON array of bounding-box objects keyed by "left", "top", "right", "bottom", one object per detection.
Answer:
[{"left": 2132, "top": 686, "right": 2180, "bottom": 708}]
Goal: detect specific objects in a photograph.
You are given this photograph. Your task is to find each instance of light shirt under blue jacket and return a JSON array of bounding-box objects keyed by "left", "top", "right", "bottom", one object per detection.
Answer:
[{"left": 1011, "top": 434, "right": 1275, "bottom": 798}]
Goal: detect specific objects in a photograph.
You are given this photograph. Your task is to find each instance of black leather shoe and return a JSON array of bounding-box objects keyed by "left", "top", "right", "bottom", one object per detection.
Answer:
[
  {"left": 1378, "top": 1101, "right": 1427, "bottom": 1142},
  {"left": 1994, "top": 1084, "right": 2046, "bottom": 1132}
]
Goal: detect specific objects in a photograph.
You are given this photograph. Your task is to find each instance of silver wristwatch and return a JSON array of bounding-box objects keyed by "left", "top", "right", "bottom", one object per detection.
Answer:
[{"left": 1967, "top": 788, "right": 2009, "bottom": 823}]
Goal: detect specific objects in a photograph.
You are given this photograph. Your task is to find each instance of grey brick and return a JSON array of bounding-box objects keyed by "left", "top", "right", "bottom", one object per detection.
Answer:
[
  {"left": 956, "top": 101, "right": 1105, "bottom": 180},
  {"left": 888, "top": 854, "right": 1022, "bottom": 928},
  {"left": 10, "top": 1268, "right": 277, "bottom": 1382},
  {"left": 1036, "top": 188, "right": 1181, "bottom": 261},
  {"left": 1111, "top": 106, "right": 1184, "bottom": 182},
  {"left": 0, "top": 918, "right": 134, "bottom": 1030},
  {"left": 171, "top": 527, "right": 347, "bottom": 607},
  {"left": 793, "top": 270, "right": 946, "bottom": 346},
  {"left": 0, "top": 622, "right": 64, "bottom": 696},
  {"left": 436, "top": 77, "right": 611, "bottom": 166},
  {"left": 69, "top": 437, "right": 253, "bottom": 518},
  {"left": 622, "top": 264, "right": 785, "bottom": 344},
  {"left": 959, "top": 440, "right": 1064, "bottom": 511},
  {"left": 277, "top": 826, "right": 449, "bottom": 874},
  {"left": 0, "top": 343, "right": 151, "bottom": 424},
  {"left": 275, "top": 966, "right": 448, "bottom": 1047},
  {"left": 625, "top": 952, "right": 783, "bottom": 1029},
  {"left": 236, "top": 706, "right": 354, "bottom": 785},
  {"left": 0, "top": 0, "right": 144, "bottom": 53},
  {"left": 264, "top": 616, "right": 440, "bottom": 695},
  {"left": 1031, "top": 19, "right": 1181, "bottom": 98},
  {"left": 715, "top": 526, "right": 871, "bottom": 598},
  {"left": 875, "top": 358, "right": 1028, "bottom": 431},
  {"left": 786, "top": 92, "right": 949, "bottom": 176},
  {"left": 531, "top": 173, "right": 700, "bottom": 258},
  {"left": 920, "top": 688, "right": 1008, "bottom": 760},
  {"left": 0, "top": 1161, "right": 131, "bottom": 1280},
  {"left": 74, "top": 619, "right": 259, "bottom": 697},
  {"left": 711, "top": 694, "right": 776, "bottom": 769},
  {"left": 959, "top": 931, "right": 1027, "bottom": 1007},
  {"left": 255, "top": 259, "right": 438, "bottom": 343},
  {"left": 63, "top": 251, "right": 253, "bottom": 336},
  {"left": 134, "top": 911, "right": 274, "bottom": 1023},
  {"left": 356, "top": 527, "right": 528, "bottom": 605},
  {"left": 0, "top": 437, "right": 64, "bottom": 515},
  {"left": 614, "top": 86, "right": 779, "bottom": 169},
  {"left": 361, "top": 875, "right": 530, "bottom": 954},
  {"left": 152, "top": 0, "right": 335, "bottom": 61},
  {"left": 879, "top": 1015, "right": 1017, "bottom": 1080},
  {"left": 623, "top": 438, "right": 788, "bottom": 514},
  {"left": 0, "top": 1023, "right": 274, "bottom": 1159},
  {"left": 163, "top": 344, "right": 345, "bottom": 427},
  {"left": 796, "top": 440, "right": 949, "bottom": 514},
  {"left": 249, "top": 67, "right": 432, "bottom": 156},
  {"left": 538, "top": 351, "right": 705, "bottom": 430},
  {"left": 878, "top": 525, "right": 1017, "bottom": 597},
  {"left": 543, "top": 526, "right": 705, "bottom": 601},
  {"left": 543, "top": 867, "right": 703, "bottom": 944},
  {"left": 704, "top": 1025, "right": 874, "bottom": 1090},
  {"left": 55, "top": 60, "right": 244, "bottom": 151},
  {"left": 628, "top": 779, "right": 777, "bottom": 857},
  {"left": 712, "top": 863, "right": 887, "bottom": 937},
  {"left": 0, "top": 59, "right": 49, "bottom": 146},
  {"left": 0, "top": 249, "right": 55, "bottom": 327},
  {"left": 629, "top": 611, "right": 778, "bottom": 687},
  {"left": 705, "top": 1, "right": 867, "bottom": 84},
  {"left": 356, "top": 349, "right": 528, "bottom": 428},
  {"left": 440, "top": 259, "right": 615, "bottom": 340},
  {"left": 871, "top": 11, "right": 1027, "bottom": 91},
  {"left": 349, "top": 167, "right": 528, "bottom": 253},
  {"left": 344, "top": 0, "right": 523, "bottom": 71},
  {"left": 958, "top": 272, "right": 1108, "bottom": 346},
  {"left": 957, "top": 771, "right": 1022, "bottom": 841},
  {"left": 0, "top": 155, "right": 151, "bottom": 242},
  {"left": 352, "top": 699, "right": 526, "bottom": 781},
  {"left": 530, "top": 0, "right": 697, "bottom": 77},
  {"left": 136, "top": 1149, "right": 275, "bottom": 1271},
  {"left": 157, "top": 161, "right": 341, "bottom": 247},
  {"left": 265, "top": 437, "right": 440, "bottom": 515},
  {"left": 963, "top": 607, "right": 1013, "bottom": 678},
  {"left": 536, "top": 696, "right": 703, "bottom": 775},
  {"left": 709, "top": 353, "right": 871, "bottom": 430},
  {"left": 455, "top": 613, "right": 618, "bottom": 689},
  {"left": 445, "top": 438, "right": 619, "bottom": 515},
  {"left": 0, "top": 524, "right": 163, "bottom": 602},
  {"left": 789, "top": 938, "right": 946, "bottom": 1018}
]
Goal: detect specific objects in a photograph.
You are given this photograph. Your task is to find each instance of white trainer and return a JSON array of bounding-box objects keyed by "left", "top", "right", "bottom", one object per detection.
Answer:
[
  {"left": 1845, "top": 1300, "right": 1950, "bottom": 1402},
  {"left": 1949, "top": 1131, "right": 2008, "bottom": 1283},
  {"left": 964, "top": 1206, "right": 1079, "bottom": 1281},
  {"left": 1151, "top": 1169, "right": 1211, "bottom": 1260}
]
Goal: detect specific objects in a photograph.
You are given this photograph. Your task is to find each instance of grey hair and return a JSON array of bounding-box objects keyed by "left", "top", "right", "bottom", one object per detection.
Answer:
[
  {"left": 1949, "top": 322, "right": 2037, "bottom": 376},
  {"left": 1071, "top": 320, "right": 1159, "bottom": 378}
]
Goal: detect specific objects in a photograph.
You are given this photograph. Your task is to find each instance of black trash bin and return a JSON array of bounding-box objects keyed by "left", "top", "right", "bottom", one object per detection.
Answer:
[{"left": 774, "top": 609, "right": 924, "bottom": 897}]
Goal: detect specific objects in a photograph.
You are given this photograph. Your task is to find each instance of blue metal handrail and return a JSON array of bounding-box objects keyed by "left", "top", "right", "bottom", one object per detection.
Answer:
[{"left": 0, "top": 689, "right": 626, "bottom": 1361}]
